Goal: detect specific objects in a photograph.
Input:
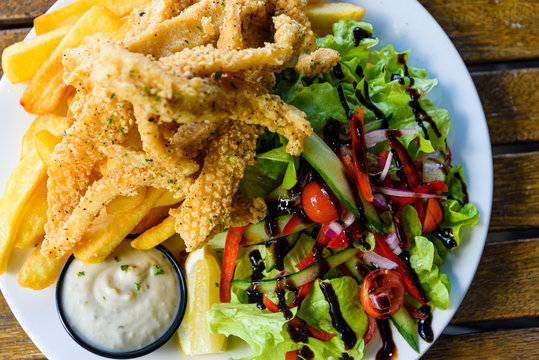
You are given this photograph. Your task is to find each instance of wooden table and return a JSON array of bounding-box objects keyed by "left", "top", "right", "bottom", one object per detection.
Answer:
[{"left": 0, "top": 0, "right": 538, "bottom": 359}]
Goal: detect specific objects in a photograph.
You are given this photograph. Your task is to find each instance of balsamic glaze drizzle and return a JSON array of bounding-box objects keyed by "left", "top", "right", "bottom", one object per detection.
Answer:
[
  {"left": 354, "top": 82, "right": 388, "bottom": 129},
  {"left": 319, "top": 282, "right": 357, "bottom": 350},
  {"left": 376, "top": 319, "right": 397, "bottom": 360},
  {"left": 433, "top": 228, "right": 457, "bottom": 249},
  {"left": 298, "top": 345, "right": 315, "bottom": 360},
  {"left": 333, "top": 63, "right": 345, "bottom": 79},
  {"left": 353, "top": 27, "right": 372, "bottom": 46},
  {"left": 337, "top": 84, "right": 351, "bottom": 119},
  {"left": 418, "top": 305, "right": 434, "bottom": 343}
]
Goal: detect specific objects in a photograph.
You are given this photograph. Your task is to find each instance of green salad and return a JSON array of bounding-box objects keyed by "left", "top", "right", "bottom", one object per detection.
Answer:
[{"left": 207, "top": 20, "right": 479, "bottom": 360}]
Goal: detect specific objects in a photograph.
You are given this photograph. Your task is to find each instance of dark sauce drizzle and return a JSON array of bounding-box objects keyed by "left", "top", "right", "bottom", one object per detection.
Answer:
[
  {"left": 275, "top": 278, "right": 294, "bottom": 320},
  {"left": 319, "top": 181, "right": 344, "bottom": 219},
  {"left": 453, "top": 171, "right": 470, "bottom": 204},
  {"left": 271, "top": 237, "right": 291, "bottom": 271},
  {"left": 333, "top": 63, "right": 345, "bottom": 79},
  {"left": 337, "top": 84, "right": 352, "bottom": 119},
  {"left": 324, "top": 120, "right": 342, "bottom": 152},
  {"left": 418, "top": 305, "right": 434, "bottom": 342},
  {"left": 353, "top": 27, "right": 372, "bottom": 46},
  {"left": 355, "top": 81, "right": 389, "bottom": 129},
  {"left": 341, "top": 353, "right": 354, "bottom": 360},
  {"left": 399, "top": 251, "right": 429, "bottom": 304},
  {"left": 287, "top": 323, "right": 310, "bottom": 343},
  {"left": 319, "top": 282, "right": 357, "bottom": 350},
  {"left": 299, "top": 345, "right": 315, "bottom": 360},
  {"left": 376, "top": 319, "right": 397, "bottom": 360},
  {"left": 246, "top": 250, "right": 266, "bottom": 304},
  {"left": 433, "top": 228, "right": 457, "bottom": 249}
]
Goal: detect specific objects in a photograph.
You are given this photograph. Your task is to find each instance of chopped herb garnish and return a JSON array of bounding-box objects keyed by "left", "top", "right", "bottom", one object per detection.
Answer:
[
  {"left": 106, "top": 117, "right": 113, "bottom": 124},
  {"left": 224, "top": 153, "right": 232, "bottom": 158},
  {"left": 153, "top": 264, "right": 165, "bottom": 275},
  {"left": 196, "top": 25, "right": 203, "bottom": 32},
  {"left": 135, "top": 282, "right": 141, "bottom": 291},
  {"left": 208, "top": 218, "right": 213, "bottom": 224},
  {"left": 184, "top": 39, "right": 189, "bottom": 44},
  {"left": 155, "top": 95, "right": 162, "bottom": 101},
  {"left": 110, "top": 93, "right": 115, "bottom": 99},
  {"left": 114, "top": 256, "right": 120, "bottom": 262},
  {"left": 168, "top": 179, "right": 174, "bottom": 184},
  {"left": 120, "top": 265, "right": 129, "bottom": 272},
  {"left": 77, "top": 271, "right": 85, "bottom": 277},
  {"left": 214, "top": 71, "right": 222, "bottom": 79}
]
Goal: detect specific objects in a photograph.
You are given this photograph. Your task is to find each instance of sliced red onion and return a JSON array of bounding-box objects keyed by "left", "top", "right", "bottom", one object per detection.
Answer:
[
  {"left": 373, "top": 186, "right": 447, "bottom": 199},
  {"left": 366, "top": 129, "right": 418, "bottom": 148},
  {"left": 372, "top": 193, "right": 389, "bottom": 210},
  {"left": 380, "top": 151, "right": 394, "bottom": 181},
  {"left": 362, "top": 251, "right": 398, "bottom": 270},
  {"left": 324, "top": 221, "right": 343, "bottom": 240},
  {"left": 385, "top": 232, "right": 402, "bottom": 255},
  {"left": 342, "top": 211, "right": 356, "bottom": 227}
]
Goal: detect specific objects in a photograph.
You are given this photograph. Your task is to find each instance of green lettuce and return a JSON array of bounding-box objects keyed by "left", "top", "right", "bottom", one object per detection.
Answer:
[
  {"left": 208, "top": 278, "right": 367, "bottom": 360},
  {"left": 409, "top": 236, "right": 451, "bottom": 309}
]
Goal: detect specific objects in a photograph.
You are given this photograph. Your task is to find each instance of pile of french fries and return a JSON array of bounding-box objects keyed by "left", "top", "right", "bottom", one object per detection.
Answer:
[{"left": 0, "top": 0, "right": 365, "bottom": 291}]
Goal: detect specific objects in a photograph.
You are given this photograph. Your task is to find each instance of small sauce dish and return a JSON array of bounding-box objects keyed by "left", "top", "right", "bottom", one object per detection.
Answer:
[{"left": 56, "top": 243, "right": 187, "bottom": 359}]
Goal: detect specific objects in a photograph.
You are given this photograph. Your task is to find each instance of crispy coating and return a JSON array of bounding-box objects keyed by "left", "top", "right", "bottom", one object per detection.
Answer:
[
  {"left": 134, "top": 107, "right": 200, "bottom": 175},
  {"left": 227, "top": 195, "right": 267, "bottom": 227},
  {"left": 124, "top": 0, "right": 225, "bottom": 57},
  {"left": 158, "top": 14, "right": 305, "bottom": 76},
  {"left": 68, "top": 37, "right": 312, "bottom": 154},
  {"left": 172, "top": 122, "right": 260, "bottom": 251},
  {"left": 294, "top": 47, "right": 341, "bottom": 77}
]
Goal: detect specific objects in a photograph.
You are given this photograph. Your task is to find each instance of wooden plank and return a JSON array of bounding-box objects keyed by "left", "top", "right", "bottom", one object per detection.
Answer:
[
  {"left": 491, "top": 152, "right": 539, "bottom": 231},
  {"left": 419, "top": 0, "right": 539, "bottom": 64},
  {"left": 472, "top": 68, "right": 539, "bottom": 146},
  {"left": 0, "top": 28, "right": 30, "bottom": 78},
  {"left": 423, "top": 328, "right": 539, "bottom": 359},
  {"left": 0, "top": 1, "right": 55, "bottom": 26},
  {"left": 0, "top": 292, "right": 45, "bottom": 359},
  {"left": 451, "top": 238, "right": 539, "bottom": 324}
]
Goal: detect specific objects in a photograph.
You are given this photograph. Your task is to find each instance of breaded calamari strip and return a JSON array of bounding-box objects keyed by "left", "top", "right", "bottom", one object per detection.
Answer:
[
  {"left": 71, "top": 37, "right": 312, "bottom": 154},
  {"left": 171, "top": 122, "right": 260, "bottom": 251},
  {"left": 134, "top": 107, "right": 199, "bottom": 175},
  {"left": 272, "top": 0, "right": 317, "bottom": 53},
  {"left": 170, "top": 120, "right": 220, "bottom": 155},
  {"left": 216, "top": 0, "right": 244, "bottom": 51},
  {"left": 43, "top": 86, "right": 134, "bottom": 244},
  {"left": 124, "top": 0, "right": 195, "bottom": 39},
  {"left": 124, "top": 0, "right": 225, "bottom": 57},
  {"left": 42, "top": 165, "right": 193, "bottom": 257},
  {"left": 294, "top": 48, "right": 341, "bottom": 77},
  {"left": 159, "top": 14, "right": 305, "bottom": 76}
]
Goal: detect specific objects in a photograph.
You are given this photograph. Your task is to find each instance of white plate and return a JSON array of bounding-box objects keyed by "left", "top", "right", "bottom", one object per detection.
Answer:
[{"left": 0, "top": 0, "right": 493, "bottom": 359}]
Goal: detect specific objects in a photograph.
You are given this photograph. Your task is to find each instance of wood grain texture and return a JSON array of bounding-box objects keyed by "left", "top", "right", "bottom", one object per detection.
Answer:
[
  {"left": 472, "top": 68, "right": 539, "bottom": 146},
  {"left": 419, "top": 0, "right": 539, "bottom": 64},
  {"left": 491, "top": 152, "right": 539, "bottom": 231},
  {"left": 424, "top": 328, "right": 539, "bottom": 360},
  {"left": 0, "top": 28, "right": 30, "bottom": 78},
  {"left": 0, "top": 292, "right": 45, "bottom": 359},
  {"left": 0, "top": 0, "right": 55, "bottom": 26},
  {"left": 451, "top": 238, "right": 539, "bottom": 324}
]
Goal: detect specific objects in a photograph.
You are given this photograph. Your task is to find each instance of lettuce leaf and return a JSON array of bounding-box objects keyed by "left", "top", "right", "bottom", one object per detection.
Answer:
[
  {"left": 208, "top": 278, "right": 367, "bottom": 360},
  {"left": 440, "top": 199, "right": 480, "bottom": 247},
  {"left": 409, "top": 236, "right": 451, "bottom": 309}
]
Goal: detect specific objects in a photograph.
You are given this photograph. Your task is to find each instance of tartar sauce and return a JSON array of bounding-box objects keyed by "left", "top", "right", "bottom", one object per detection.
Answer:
[{"left": 61, "top": 243, "right": 180, "bottom": 352}]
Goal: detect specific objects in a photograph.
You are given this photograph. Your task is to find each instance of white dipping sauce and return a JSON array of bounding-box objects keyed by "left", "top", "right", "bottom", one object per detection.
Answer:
[{"left": 61, "top": 243, "right": 180, "bottom": 352}]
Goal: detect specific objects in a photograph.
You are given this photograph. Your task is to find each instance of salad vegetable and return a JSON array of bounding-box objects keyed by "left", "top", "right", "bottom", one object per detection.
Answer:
[{"left": 207, "top": 19, "right": 479, "bottom": 359}]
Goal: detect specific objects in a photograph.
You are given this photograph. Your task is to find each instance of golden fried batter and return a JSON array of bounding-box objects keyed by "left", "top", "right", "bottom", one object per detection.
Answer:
[{"left": 294, "top": 47, "right": 341, "bottom": 77}]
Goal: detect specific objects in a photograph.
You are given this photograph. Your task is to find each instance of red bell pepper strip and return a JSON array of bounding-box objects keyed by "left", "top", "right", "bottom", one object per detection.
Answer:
[
  {"left": 295, "top": 224, "right": 330, "bottom": 270},
  {"left": 219, "top": 225, "right": 248, "bottom": 303},
  {"left": 373, "top": 234, "right": 428, "bottom": 305},
  {"left": 387, "top": 135, "right": 419, "bottom": 189},
  {"left": 422, "top": 198, "right": 443, "bottom": 234},
  {"left": 350, "top": 107, "right": 374, "bottom": 202},
  {"left": 363, "top": 315, "right": 378, "bottom": 344},
  {"left": 414, "top": 199, "right": 426, "bottom": 224},
  {"left": 264, "top": 297, "right": 336, "bottom": 342},
  {"left": 282, "top": 214, "right": 303, "bottom": 236},
  {"left": 290, "top": 282, "right": 313, "bottom": 308},
  {"left": 285, "top": 350, "right": 299, "bottom": 360}
]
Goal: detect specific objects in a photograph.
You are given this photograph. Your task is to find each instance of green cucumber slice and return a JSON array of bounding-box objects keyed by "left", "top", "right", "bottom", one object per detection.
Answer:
[
  {"left": 302, "top": 133, "right": 360, "bottom": 218},
  {"left": 208, "top": 214, "right": 313, "bottom": 249},
  {"left": 232, "top": 247, "right": 360, "bottom": 293},
  {"left": 391, "top": 307, "right": 420, "bottom": 353},
  {"left": 265, "top": 231, "right": 301, "bottom": 272}
]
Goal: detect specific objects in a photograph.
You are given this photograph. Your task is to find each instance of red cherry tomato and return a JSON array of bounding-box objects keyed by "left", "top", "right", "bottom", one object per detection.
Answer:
[
  {"left": 301, "top": 181, "right": 340, "bottom": 224},
  {"left": 360, "top": 269, "right": 406, "bottom": 319}
]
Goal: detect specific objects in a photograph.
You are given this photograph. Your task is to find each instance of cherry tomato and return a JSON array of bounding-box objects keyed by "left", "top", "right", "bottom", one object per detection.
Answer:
[
  {"left": 360, "top": 269, "right": 405, "bottom": 319},
  {"left": 301, "top": 181, "right": 340, "bottom": 224}
]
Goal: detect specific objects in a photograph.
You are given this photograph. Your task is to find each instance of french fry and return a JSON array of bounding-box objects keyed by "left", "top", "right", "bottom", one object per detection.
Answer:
[
  {"left": 131, "top": 205, "right": 171, "bottom": 234},
  {"left": 0, "top": 151, "right": 46, "bottom": 274},
  {"left": 34, "top": 0, "right": 150, "bottom": 35},
  {"left": 21, "top": 6, "right": 122, "bottom": 115},
  {"left": 1, "top": 26, "right": 71, "bottom": 84},
  {"left": 15, "top": 179, "right": 48, "bottom": 249},
  {"left": 153, "top": 190, "right": 182, "bottom": 207},
  {"left": 17, "top": 243, "right": 71, "bottom": 290},
  {"left": 106, "top": 187, "right": 146, "bottom": 214},
  {"left": 35, "top": 130, "right": 61, "bottom": 166},
  {"left": 131, "top": 215, "right": 176, "bottom": 250},
  {"left": 305, "top": 2, "right": 366, "bottom": 36},
  {"left": 74, "top": 188, "right": 164, "bottom": 263},
  {"left": 21, "top": 114, "right": 67, "bottom": 159}
]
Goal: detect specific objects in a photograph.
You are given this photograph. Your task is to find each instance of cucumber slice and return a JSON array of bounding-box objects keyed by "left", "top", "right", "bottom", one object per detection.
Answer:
[
  {"left": 302, "top": 133, "right": 383, "bottom": 234},
  {"left": 232, "top": 247, "right": 360, "bottom": 293},
  {"left": 391, "top": 307, "right": 420, "bottom": 353},
  {"left": 302, "top": 133, "right": 360, "bottom": 217},
  {"left": 208, "top": 214, "right": 313, "bottom": 249},
  {"left": 265, "top": 231, "right": 301, "bottom": 272}
]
